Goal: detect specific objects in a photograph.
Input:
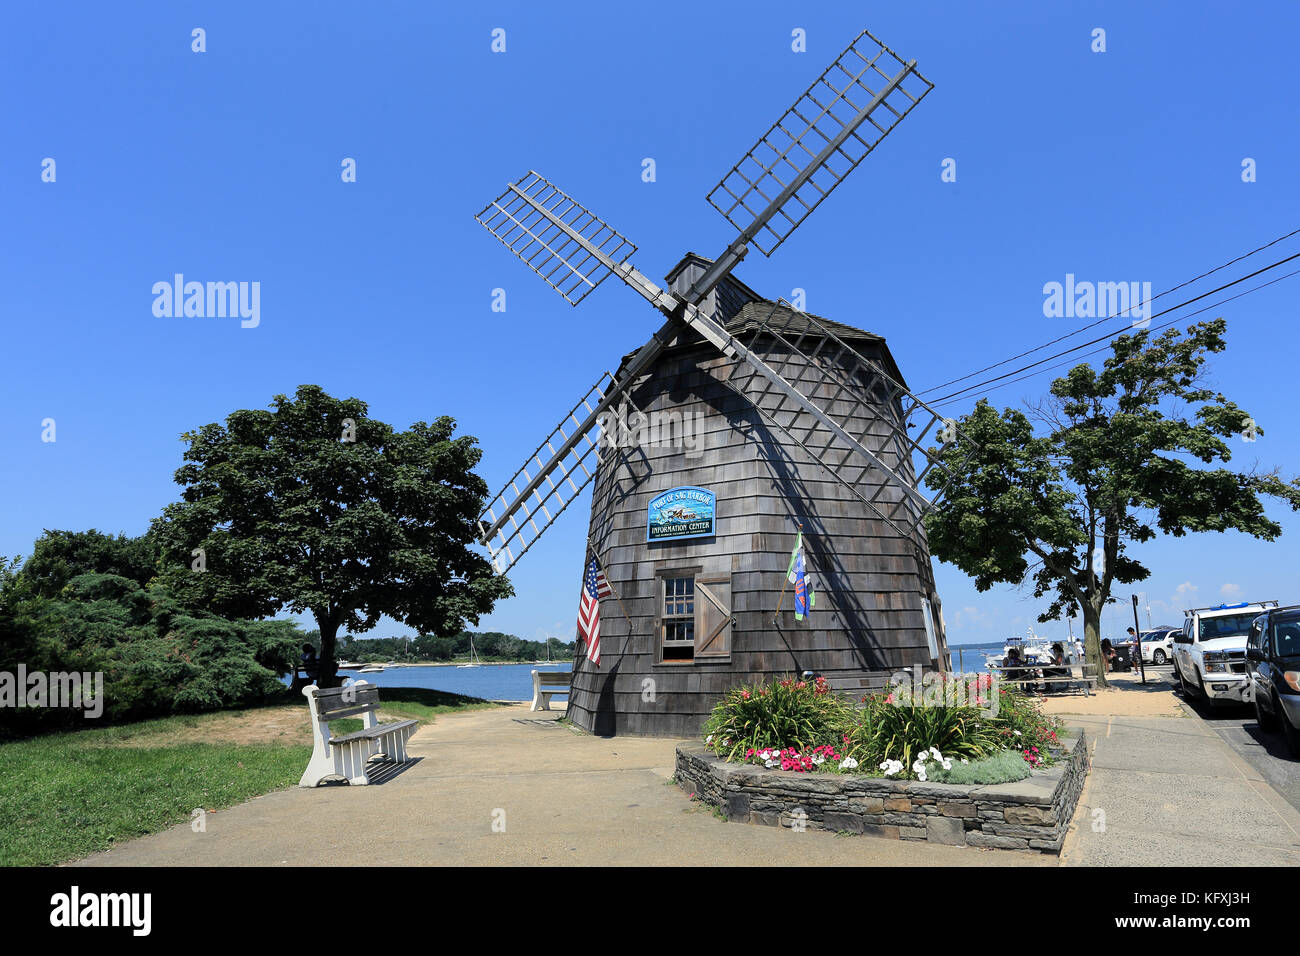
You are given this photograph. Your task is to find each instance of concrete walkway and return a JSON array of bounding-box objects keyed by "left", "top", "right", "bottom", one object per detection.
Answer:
[
  {"left": 73, "top": 694, "right": 1300, "bottom": 867},
  {"left": 1060, "top": 703, "right": 1300, "bottom": 866},
  {"left": 74, "top": 704, "right": 1048, "bottom": 867}
]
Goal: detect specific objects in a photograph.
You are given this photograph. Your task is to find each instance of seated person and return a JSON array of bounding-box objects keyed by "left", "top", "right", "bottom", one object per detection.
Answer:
[
  {"left": 1041, "top": 642, "right": 1070, "bottom": 691},
  {"left": 1001, "top": 646, "right": 1039, "bottom": 690},
  {"left": 299, "top": 643, "right": 318, "bottom": 681}
]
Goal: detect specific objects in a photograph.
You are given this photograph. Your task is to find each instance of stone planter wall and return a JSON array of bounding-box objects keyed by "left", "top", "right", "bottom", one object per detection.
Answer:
[{"left": 675, "top": 732, "right": 1089, "bottom": 853}]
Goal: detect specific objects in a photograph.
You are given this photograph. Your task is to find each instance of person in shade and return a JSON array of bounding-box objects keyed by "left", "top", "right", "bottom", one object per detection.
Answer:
[
  {"left": 1101, "top": 638, "right": 1117, "bottom": 673},
  {"left": 1042, "top": 642, "right": 1070, "bottom": 692}
]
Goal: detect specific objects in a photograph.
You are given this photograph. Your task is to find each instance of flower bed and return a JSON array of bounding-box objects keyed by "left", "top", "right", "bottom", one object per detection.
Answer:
[
  {"left": 675, "top": 731, "right": 1090, "bottom": 853},
  {"left": 701, "top": 675, "right": 1067, "bottom": 782},
  {"left": 682, "top": 674, "right": 1089, "bottom": 852}
]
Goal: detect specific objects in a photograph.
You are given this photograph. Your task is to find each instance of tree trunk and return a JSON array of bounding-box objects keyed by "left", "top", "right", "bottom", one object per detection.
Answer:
[
  {"left": 1083, "top": 602, "right": 1109, "bottom": 689},
  {"left": 315, "top": 615, "right": 342, "bottom": 688}
]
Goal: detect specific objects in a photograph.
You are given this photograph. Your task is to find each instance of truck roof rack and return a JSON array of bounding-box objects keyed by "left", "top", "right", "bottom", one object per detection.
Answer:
[{"left": 1182, "top": 600, "right": 1278, "bottom": 615}]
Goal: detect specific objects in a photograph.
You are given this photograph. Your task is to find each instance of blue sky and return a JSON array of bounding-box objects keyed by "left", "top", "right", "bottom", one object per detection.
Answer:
[{"left": 3, "top": 1, "right": 1298, "bottom": 648}]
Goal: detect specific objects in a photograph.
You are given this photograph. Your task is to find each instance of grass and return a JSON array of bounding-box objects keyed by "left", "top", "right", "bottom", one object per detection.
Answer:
[{"left": 0, "top": 687, "right": 495, "bottom": 866}]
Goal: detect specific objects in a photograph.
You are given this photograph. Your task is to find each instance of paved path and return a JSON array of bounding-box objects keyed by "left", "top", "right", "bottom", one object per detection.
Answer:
[
  {"left": 1176, "top": 693, "right": 1300, "bottom": 816},
  {"left": 1060, "top": 703, "right": 1300, "bottom": 866},
  {"left": 74, "top": 704, "right": 1048, "bottom": 867},
  {"left": 74, "top": 693, "right": 1300, "bottom": 867}
]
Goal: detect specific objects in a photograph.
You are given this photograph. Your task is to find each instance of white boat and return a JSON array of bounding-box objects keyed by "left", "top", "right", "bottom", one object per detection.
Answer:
[
  {"left": 357, "top": 664, "right": 384, "bottom": 674},
  {"left": 457, "top": 636, "right": 482, "bottom": 668},
  {"left": 985, "top": 628, "right": 1060, "bottom": 668}
]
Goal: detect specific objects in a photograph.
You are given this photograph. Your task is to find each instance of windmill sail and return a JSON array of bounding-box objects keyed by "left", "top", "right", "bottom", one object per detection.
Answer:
[
  {"left": 474, "top": 27, "right": 939, "bottom": 574},
  {"left": 707, "top": 29, "right": 934, "bottom": 257},
  {"left": 478, "top": 373, "right": 618, "bottom": 574},
  {"left": 476, "top": 171, "right": 639, "bottom": 307}
]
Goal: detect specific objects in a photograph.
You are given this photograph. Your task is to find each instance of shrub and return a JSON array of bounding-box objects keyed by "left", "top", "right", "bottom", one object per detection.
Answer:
[
  {"left": 702, "top": 676, "right": 852, "bottom": 762},
  {"left": 700, "top": 674, "right": 1069, "bottom": 780},
  {"left": 842, "top": 692, "right": 1002, "bottom": 774},
  {"left": 987, "top": 682, "right": 1067, "bottom": 761},
  {"left": 921, "top": 749, "right": 1033, "bottom": 785}
]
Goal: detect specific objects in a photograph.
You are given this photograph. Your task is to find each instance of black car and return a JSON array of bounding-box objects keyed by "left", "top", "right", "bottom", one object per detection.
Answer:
[{"left": 1246, "top": 606, "right": 1300, "bottom": 756}]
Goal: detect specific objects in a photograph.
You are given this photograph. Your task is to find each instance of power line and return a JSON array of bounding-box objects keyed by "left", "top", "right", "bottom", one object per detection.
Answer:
[
  {"left": 928, "top": 264, "right": 1300, "bottom": 410},
  {"left": 921, "top": 248, "right": 1300, "bottom": 408},
  {"left": 916, "top": 226, "right": 1300, "bottom": 399}
]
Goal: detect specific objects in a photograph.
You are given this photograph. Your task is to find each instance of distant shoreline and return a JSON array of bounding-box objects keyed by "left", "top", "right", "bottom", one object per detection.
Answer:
[{"left": 339, "top": 661, "right": 573, "bottom": 670}]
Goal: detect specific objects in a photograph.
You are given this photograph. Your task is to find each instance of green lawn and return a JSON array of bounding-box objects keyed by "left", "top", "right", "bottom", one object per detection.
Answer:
[{"left": 0, "top": 687, "right": 495, "bottom": 866}]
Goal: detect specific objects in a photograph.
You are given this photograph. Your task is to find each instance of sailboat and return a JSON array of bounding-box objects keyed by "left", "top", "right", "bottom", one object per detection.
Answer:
[
  {"left": 534, "top": 634, "right": 556, "bottom": 666},
  {"left": 457, "top": 635, "right": 481, "bottom": 668}
]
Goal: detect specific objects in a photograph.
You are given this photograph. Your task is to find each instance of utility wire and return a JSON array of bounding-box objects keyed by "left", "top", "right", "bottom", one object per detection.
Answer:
[
  {"left": 928, "top": 264, "right": 1300, "bottom": 409},
  {"left": 916, "top": 226, "right": 1300, "bottom": 399},
  {"left": 921, "top": 249, "right": 1300, "bottom": 408}
]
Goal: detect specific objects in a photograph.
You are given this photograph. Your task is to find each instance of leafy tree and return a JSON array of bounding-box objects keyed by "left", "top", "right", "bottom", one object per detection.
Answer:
[
  {"left": 18, "top": 529, "right": 158, "bottom": 598},
  {"left": 151, "top": 385, "right": 512, "bottom": 685},
  {"left": 926, "top": 320, "right": 1300, "bottom": 685}
]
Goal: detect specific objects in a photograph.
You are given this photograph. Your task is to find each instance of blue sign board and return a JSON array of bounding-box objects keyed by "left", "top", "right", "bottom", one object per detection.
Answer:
[{"left": 647, "top": 486, "right": 716, "bottom": 542}]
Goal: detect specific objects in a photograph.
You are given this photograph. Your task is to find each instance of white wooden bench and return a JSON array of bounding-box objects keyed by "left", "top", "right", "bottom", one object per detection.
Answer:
[
  {"left": 531, "top": 669, "right": 572, "bottom": 712},
  {"left": 299, "top": 681, "right": 419, "bottom": 787}
]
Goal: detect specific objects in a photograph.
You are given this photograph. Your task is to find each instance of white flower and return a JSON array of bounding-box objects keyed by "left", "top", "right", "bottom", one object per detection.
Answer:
[
  {"left": 929, "top": 747, "right": 943, "bottom": 760},
  {"left": 1013, "top": 730, "right": 1022, "bottom": 736},
  {"left": 811, "top": 754, "right": 825, "bottom": 766},
  {"left": 841, "top": 757, "right": 860, "bottom": 770},
  {"left": 705, "top": 735, "right": 714, "bottom": 744},
  {"left": 941, "top": 760, "right": 952, "bottom": 771},
  {"left": 764, "top": 759, "right": 776, "bottom": 769},
  {"left": 961, "top": 757, "right": 969, "bottom": 765},
  {"left": 916, "top": 767, "right": 927, "bottom": 782}
]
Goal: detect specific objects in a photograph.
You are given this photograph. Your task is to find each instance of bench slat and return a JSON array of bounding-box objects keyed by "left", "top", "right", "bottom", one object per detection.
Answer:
[{"left": 330, "top": 719, "right": 419, "bottom": 746}]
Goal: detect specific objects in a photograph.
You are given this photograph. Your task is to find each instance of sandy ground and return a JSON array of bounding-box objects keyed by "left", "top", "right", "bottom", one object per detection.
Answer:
[
  {"left": 75, "top": 704, "right": 1052, "bottom": 867},
  {"left": 1037, "top": 668, "right": 1186, "bottom": 718}
]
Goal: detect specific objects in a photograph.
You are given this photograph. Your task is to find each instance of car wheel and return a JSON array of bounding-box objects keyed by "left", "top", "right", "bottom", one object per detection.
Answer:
[
  {"left": 1153, "top": 649, "right": 1167, "bottom": 665},
  {"left": 1279, "top": 694, "right": 1300, "bottom": 758},
  {"left": 1255, "top": 688, "right": 1278, "bottom": 731}
]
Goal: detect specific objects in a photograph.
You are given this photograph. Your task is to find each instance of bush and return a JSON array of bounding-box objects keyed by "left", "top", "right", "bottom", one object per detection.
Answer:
[
  {"left": 700, "top": 674, "right": 1069, "bottom": 779},
  {"left": 843, "top": 692, "right": 1002, "bottom": 773},
  {"left": 988, "top": 683, "right": 1067, "bottom": 766},
  {"left": 1, "top": 558, "right": 303, "bottom": 739},
  {"left": 921, "top": 749, "right": 1033, "bottom": 785},
  {"left": 701, "top": 676, "right": 852, "bottom": 762}
]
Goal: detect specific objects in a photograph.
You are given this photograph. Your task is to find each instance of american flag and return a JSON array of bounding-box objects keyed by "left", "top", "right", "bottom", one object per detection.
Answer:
[{"left": 577, "top": 558, "right": 611, "bottom": 666}]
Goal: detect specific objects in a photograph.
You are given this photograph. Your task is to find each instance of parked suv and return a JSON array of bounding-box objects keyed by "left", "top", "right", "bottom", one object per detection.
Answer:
[
  {"left": 1139, "top": 626, "right": 1180, "bottom": 665},
  {"left": 1246, "top": 606, "right": 1300, "bottom": 756},
  {"left": 1173, "top": 601, "right": 1278, "bottom": 706}
]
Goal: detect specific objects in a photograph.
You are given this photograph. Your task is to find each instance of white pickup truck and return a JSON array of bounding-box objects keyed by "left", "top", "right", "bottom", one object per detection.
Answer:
[{"left": 1173, "top": 601, "right": 1278, "bottom": 706}]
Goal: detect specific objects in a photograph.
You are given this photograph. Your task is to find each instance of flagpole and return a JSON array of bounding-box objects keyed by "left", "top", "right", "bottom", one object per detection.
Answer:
[
  {"left": 587, "top": 542, "right": 635, "bottom": 635},
  {"left": 772, "top": 520, "right": 802, "bottom": 624}
]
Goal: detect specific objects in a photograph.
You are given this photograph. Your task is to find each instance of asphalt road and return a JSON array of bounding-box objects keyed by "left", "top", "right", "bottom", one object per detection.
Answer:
[{"left": 1157, "top": 663, "right": 1300, "bottom": 816}]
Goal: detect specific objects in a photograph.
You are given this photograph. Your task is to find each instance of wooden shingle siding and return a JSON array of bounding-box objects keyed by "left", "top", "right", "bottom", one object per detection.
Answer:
[{"left": 569, "top": 269, "right": 946, "bottom": 737}]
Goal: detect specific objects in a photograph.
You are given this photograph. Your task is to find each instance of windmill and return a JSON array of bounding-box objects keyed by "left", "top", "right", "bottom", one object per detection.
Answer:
[{"left": 474, "top": 29, "right": 973, "bottom": 736}]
